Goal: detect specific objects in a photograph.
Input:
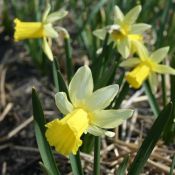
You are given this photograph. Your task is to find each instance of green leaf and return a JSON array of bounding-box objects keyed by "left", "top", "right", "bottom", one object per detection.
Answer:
[
  {"left": 162, "top": 100, "right": 175, "bottom": 143},
  {"left": 93, "top": 136, "right": 101, "bottom": 175},
  {"left": 128, "top": 102, "right": 173, "bottom": 175},
  {"left": 78, "top": 0, "right": 107, "bottom": 35},
  {"left": 116, "top": 155, "right": 129, "bottom": 175},
  {"left": 32, "top": 88, "right": 60, "bottom": 175},
  {"left": 52, "top": 60, "right": 60, "bottom": 92},
  {"left": 52, "top": 59, "right": 69, "bottom": 95},
  {"left": 69, "top": 151, "right": 84, "bottom": 175},
  {"left": 64, "top": 38, "right": 73, "bottom": 83},
  {"left": 114, "top": 81, "right": 129, "bottom": 108},
  {"left": 143, "top": 80, "right": 160, "bottom": 117},
  {"left": 169, "top": 154, "right": 175, "bottom": 175}
]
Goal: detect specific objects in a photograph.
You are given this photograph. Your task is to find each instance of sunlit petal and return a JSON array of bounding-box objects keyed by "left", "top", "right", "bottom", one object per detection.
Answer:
[
  {"left": 55, "top": 92, "right": 73, "bottom": 115},
  {"left": 42, "top": 37, "right": 54, "bottom": 61},
  {"left": 135, "top": 42, "right": 149, "bottom": 60},
  {"left": 131, "top": 23, "right": 151, "bottom": 34},
  {"left": 46, "top": 9, "right": 68, "bottom": 23},
  {"left": 69, "top": 65, "right": 93, "bottom": 107},
  {"left": 113, "top": 5, "right": 124, "bottom": 24},
  {"left": 88, "top": 125, "right": 115, "bottom": 137},
  {"left": 92, "top": 109, "right": 133, "bottom": 128},
  {"left": 123, "top": 5, "right": 141, "bottom": 25},
  {"left": 93, "top": 28, "right": 107, "bottom": 40},
  {"left": 153, "top": 65, "right": 175, "bottom": 75},
  {"left": 44, "top": 23, "right": 58, "bottom": 38},
  {"left": 150, "top": 47, "right": 169, "bottom": 63},
  {"left": 120, "top": 58, "right": 140, "bottom": 68},
  {"left": 148, "top": 73, "right": 158, "bottom": 93},
  {"left": 85, "top": 84, "right": 119, "bottom": 111},
  {"left": 42, "top": 3, "right": 51, "bottom": 22},
  {"left": 117, "top": 38, "right": 130, "bottom": 58}
]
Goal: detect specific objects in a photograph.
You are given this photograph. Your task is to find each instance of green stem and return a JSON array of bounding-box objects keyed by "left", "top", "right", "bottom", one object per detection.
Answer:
[
  {"left": 64, "top": 37, "right": 73, "bottom": 83},
  {"left": 69, "top": 151, "right": 84, "bottom": 175},
  {"left": 114, "top": 81, "right": 129, "bottom": 109},
  {"left": 52, "top": 60, "right": 60, "bottom": 92},
  {"left": 161, "top": 74, "right": 167, "bottom": 107},
  {"left": 170, "top": 154, "right": 175, "bottom": 175},
  {"left": 92, "top": 33, "right": 109, "bottom": 83},
  {"left": 93, "top": 136, "right": 101, "bottom": 175},
  {"left": 143, "top": 81, "right": 160, "bottom": 117}
]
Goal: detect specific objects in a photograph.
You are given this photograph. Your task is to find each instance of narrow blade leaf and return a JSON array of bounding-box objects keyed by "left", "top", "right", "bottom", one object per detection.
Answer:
[
  {"left": 32, "top": 88, "right": 60, "bottom": 175},
  {"left": 128, "top": 102, "right": 173, "bottom": 175},
  {"left": 116, "top": 155, "right": 129, "bottom": 175}
]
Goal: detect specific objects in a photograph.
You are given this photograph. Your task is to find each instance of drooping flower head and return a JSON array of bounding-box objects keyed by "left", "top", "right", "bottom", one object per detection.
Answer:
[
  {"left": 120, "top": 45, "right": 175, "bottom": 90},
  {"left": 93, "top": 5, "right": 151, "bottom": 58},
  {"left": 45, "top": 66, "right": 133, "bottom": 156},
  {"left": 14, "top": 4, "right": 68, "bottom": 61}
]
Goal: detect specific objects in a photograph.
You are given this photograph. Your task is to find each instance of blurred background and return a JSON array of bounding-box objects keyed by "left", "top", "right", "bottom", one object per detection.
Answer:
[{"left": 0, "top": 0, "right": 175, "bottom": 174}]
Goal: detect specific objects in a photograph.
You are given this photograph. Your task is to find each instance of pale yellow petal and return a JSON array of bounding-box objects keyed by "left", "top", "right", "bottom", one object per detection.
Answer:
[
  {"left": 42, "top": 3, "right": 51, "bottom": 22},
  {"left": 44, "top": 23, "right": 58, "bottom": 38},
  {"left": 153, "top": 65, "right": 175, "bottom": 75},
  {"left": 150, "top": 47, "right": 169, "bottom": 63},
  {"left": 135, "top": 42, "right": 149, "bottom": 60},
  {"left": 92, "top": 109, "right": 133, "bottom": 129},
  {"left": 85, "top": 84, "right": 119, "bottom": 111},
  {"left": 117, "top": 38, "right": 131, "bottom": 58},
  {"left": 93, "top": 28, "right": 107, "bottom": 40},
  {"left": 42, "top": 38, "right": 54, "bottom": 61},
  {"left": 68, "top": 65, "right": 93, "bottom": 107},
  {"left": 120, "top": 58, "right": 140, "bottom": 68},
  {"left": 46, "top": 9, "right": 68, "bottom": 23},
  {"left": 148, "top": 73, "right": 158, "bottom": 93},
  {"left": 88, "top": 125, "right": 115, "bottom": 137},
  {"left": 113, "top": 5, "right": 124, "bottom": 24},
  {"left": 123, "top": 5, "right": 141, "bottom": 25},
  {"left": 131, "top": 23, "right": 151, "bottom": 34},
  {"left": 55, "top": 92, "right": 73, "bottom": 115}
]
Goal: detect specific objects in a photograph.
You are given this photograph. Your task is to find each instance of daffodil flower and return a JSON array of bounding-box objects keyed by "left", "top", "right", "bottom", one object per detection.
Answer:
[
  {"left": 45, "top": 66, "right": 133, "bottom": 156},
  {"left": 120, "top": 45, "right": 175, "bottom": 90},
  {"left": 14, "top": 4, "right": 68, "bottom": 61},
  {"left": 93, "top": 5, "right": 151, "bottom": 58}
]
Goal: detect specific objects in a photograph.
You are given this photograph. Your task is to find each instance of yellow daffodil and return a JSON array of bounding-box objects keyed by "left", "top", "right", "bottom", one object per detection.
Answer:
[
  {"left": 120, "top": 45, "right": 175, "bottom": 90},
  {"left": 14, "top": 4, "right": 68, "bottom": 61},
  {"left": 45, "top": 66, "right": 133, "bottom": 156},
  {"left": 93, "top": 5, "right": 151, "bottom": 58}
]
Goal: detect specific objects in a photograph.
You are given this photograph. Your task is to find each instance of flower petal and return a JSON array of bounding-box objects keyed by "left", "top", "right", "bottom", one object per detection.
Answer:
[
  {"left": 55, "top": 92, "right": 73, "bottom": 115},
  {"left": 153, "top": 65, "right": 175, "bottom": 75},
  {"left": 131, "top": 23, "right": 151, "bottom": 34},
  {"left": 120, "top": 58, "right": 140, "bottom": 68},
  {"left": 113, "top": 5, "right": 124, "bottom": 24},
  {"left": 135, "top": 42, "right": 149, "bottom": 60},
  {"left": 42, "top": 37, "right": 54, "bottom": 61},
  {"left": 85, "top": 84, "right": 119, "bottom": 111},
  {"left": 93, "top": 28, "right": 107, "bottom": 40},
  {"left": 46, "top": 9, "right": 68, "bottom": 23},
  {"left": 117, "top": 38, "right": 131, "bottom": 58},
  {"left": 69, "top": 65, "right": 93, "bottom": 107},
  {"left": 148, "top": 73, "right": 158, "bottom": 93},
  {"left": 92, "top": 109, "right": 133, "bottom": 129},
  {"left": 45, "top": 109, "right": 89, "bottom": 156},
  {"left": 44, "top": 23, "right": 58, "bottom": 38},
  {"left": 88, "top": 125, "right": 115, "bottom": 137},
  {"left": 42, "top": 3, "right": 51, "bottom": 22},
  {"left": 123, "top": 5, "right": 141, "bottom": 25},
  {"left": 150, "top": 47, "right": 169, "bottom": 63}
]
